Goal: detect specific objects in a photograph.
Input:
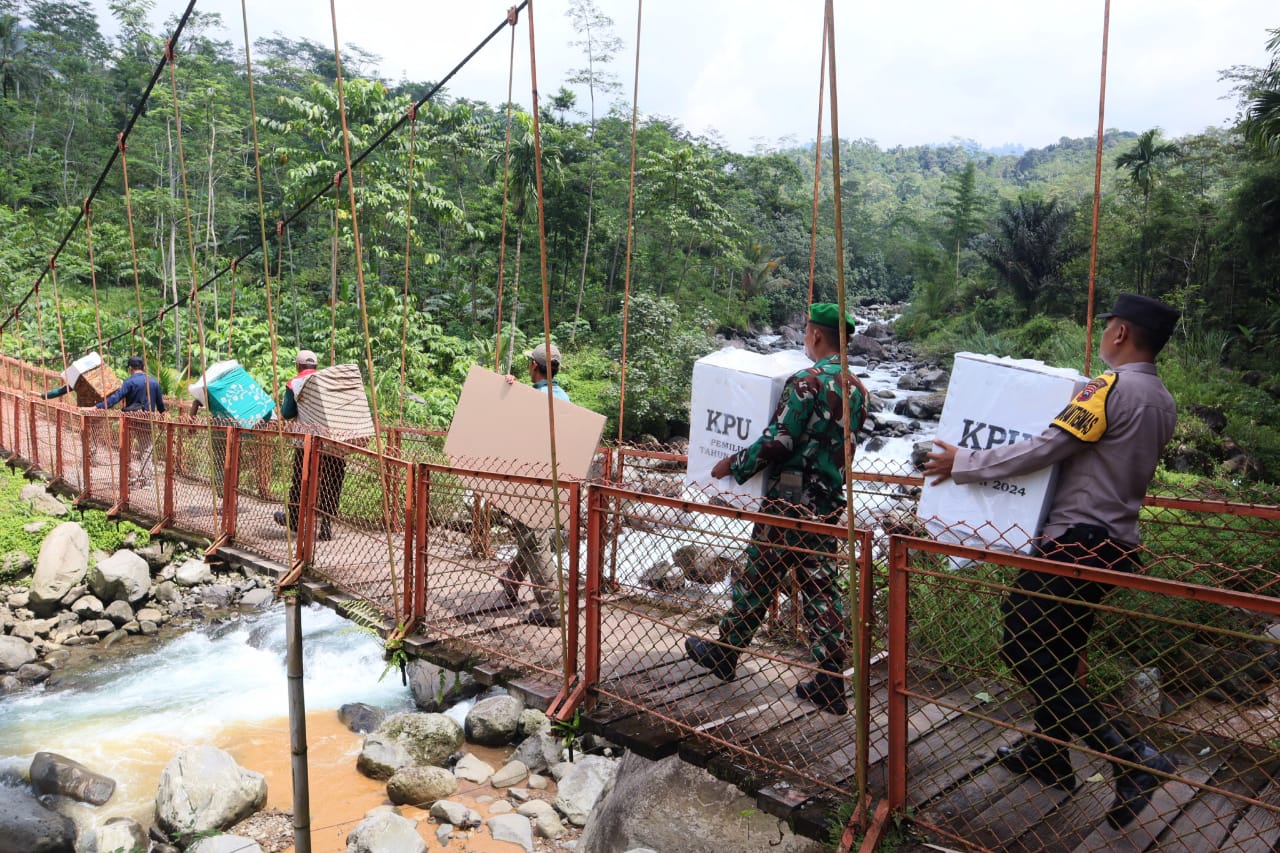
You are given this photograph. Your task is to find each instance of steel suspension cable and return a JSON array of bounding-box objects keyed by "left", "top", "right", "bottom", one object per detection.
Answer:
[
  {"left": 328, "top": 0, "right": 401, "bottom": 610},
  {"left": 82, "top": 202, "right": 108, "bottom": 362},
  {"left": 807, "top": 16, "right": 827, "bottom": 306},
  {"left": 1084, "top": 0, "right": 1111, "bottom": 377},
  {"left": 524, "top": 0, "right": 570, "bottom": 659},
  {"left": 399, "top": 104, "right": 418, "bottom": 422},
  {"left": 494, "top": 7, "right": 519, "bottom": 372},
  {"left": 822, "top": 0, "right": 869, "bottom": 832},
  {"left": 615, "top": 0, "right": 643, "bottom": 445}
]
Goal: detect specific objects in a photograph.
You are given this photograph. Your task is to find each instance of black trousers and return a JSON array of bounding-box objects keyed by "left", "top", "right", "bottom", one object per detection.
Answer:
[
  {"left": 286, "top": 449, "right": 347, "bottom": 537},
  {"left": 1000, "top": 524, "right": 1135, "bottom": 742}
]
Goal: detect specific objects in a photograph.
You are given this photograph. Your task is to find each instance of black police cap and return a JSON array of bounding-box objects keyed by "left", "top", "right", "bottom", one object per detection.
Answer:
[{"left": 1097, "top": 293, "right": 1179, "bottom": 341}]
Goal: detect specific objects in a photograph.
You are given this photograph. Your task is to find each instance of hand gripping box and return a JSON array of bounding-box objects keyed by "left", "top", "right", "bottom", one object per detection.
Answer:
[
  {"left": 917, "top": 352, "right": 1087, "bottom": 554},
  {"left": 64, "top": 352, "right": 121, "bottom": 407},
  {"left": 684, "top": 347, "right": 814, "bottom": 508},
  {"left": 293, "top": 363, "right": 375, "bottom": 439},
  {"left": 189, "top": 360, "right": 275, "bottom": 427}
]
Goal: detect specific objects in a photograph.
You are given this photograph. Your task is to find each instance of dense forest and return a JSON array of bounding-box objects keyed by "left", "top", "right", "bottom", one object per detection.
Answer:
[{"left": 1, "top": 1, "right": 1278, "bottom": 478}]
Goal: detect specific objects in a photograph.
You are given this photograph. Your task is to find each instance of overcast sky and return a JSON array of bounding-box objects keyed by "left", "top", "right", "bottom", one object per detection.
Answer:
[{"left": 131, "top": 0, "right": 1275, "bottom": 153}]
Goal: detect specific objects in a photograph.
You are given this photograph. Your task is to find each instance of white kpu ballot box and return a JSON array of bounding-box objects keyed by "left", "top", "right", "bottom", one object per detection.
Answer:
[
  {"left": 917, "top": 352, "right": 1088, "bottom": 554},
  {"left": 685, "top": 347, "right": 813, "bottom": 509}
]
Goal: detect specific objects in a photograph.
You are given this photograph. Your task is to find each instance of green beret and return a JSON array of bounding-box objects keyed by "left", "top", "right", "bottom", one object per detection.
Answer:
[{"left": 808, "top": 302, "right": 854, "bottom": 329}]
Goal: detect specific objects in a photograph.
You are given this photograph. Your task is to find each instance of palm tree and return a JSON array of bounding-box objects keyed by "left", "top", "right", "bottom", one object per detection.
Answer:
[
  {"left": 1242, "top": 29, "right": 1280, "bottom": 157},
  {"left": 976, "top": 196, "right": 1079, "bottom": 320},
  {"left": 1115, "top": 129, "right": 1179, "bottom": 292}
]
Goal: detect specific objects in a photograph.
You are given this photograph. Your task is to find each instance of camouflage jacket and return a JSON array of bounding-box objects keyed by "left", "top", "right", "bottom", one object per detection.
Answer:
[{"left": 728, "top": 354, "right": 867, "bottom": 516}]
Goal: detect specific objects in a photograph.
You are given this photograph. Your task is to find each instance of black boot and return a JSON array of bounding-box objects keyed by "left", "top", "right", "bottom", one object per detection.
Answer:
[
  {"left": 1094, "top": 727, "right": 1176, "bottom": 829},
  {"left": 996, "top": 736, "right": 1077, "bottom": 791},
  {"left": 796, "top": 671, "right": 848, "bottom": 715},
  {"left": 685, "top": 637, "right": 738, "bottom": 681}
]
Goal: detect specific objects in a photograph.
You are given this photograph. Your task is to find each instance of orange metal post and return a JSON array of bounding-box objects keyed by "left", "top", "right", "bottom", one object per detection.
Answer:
[
  {"left": 583, "top": 484, "right": 604, "bottom": 706},
  {"left": 53, "top": 407, "right": 64, "bottom": 483},
  {"left": 413, "top": 465, "right": 428, "bottom": 625},
  {"left": 26, "top": 400, "right": 37, "bottom": 469},
  {"left": 221, "top": 426, "right": 241, "bottom": 542},
  {"left": 886, "top": 534, "right": 909, "bottom": 812},
  {"left": 296, "top": 435, "right": 318, "bottom": 567},
  {"left": 565, "top": 480, "right": 581, "bottom": 683}
]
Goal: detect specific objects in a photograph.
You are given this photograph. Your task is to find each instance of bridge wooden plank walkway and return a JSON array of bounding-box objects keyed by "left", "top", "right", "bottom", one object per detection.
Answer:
[{"left": 14, "top": 414, "right": 1279, "bottom": 851}]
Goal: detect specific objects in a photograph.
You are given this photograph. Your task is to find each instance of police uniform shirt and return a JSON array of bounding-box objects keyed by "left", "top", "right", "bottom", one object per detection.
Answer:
[{"left": 950, "top": 361, "right": 1176, "bottom": 546}]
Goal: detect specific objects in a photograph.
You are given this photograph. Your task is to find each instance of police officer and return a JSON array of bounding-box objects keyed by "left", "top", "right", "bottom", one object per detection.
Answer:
[
  {"left": 92, "top": 355, "right": 165, "bottom": 485},
  {"left": 686, "top": 303, "right": 868, "bottom": 715},
  {"left": 923, "top": 293, "right": 1180, "bottom": 830}
]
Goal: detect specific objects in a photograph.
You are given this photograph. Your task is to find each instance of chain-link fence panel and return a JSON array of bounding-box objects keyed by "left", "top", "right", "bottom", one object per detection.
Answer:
[
  {"left": 583, "top": 481, "right": 874, "bottom": 806},
  {"left": 165, "top": 418, "right": 226, "bottom": 541},
  {"left": 886, "top": 532, "right": 1280, "bottom": 852},
  {"left": 409, "top": 457, "right": 582, "bottom": 683},
  {"left": 304, "top": 438, "right": 413, "bottom": 624},
  {"left": 227, "top": 427, "right": 306, "bottom": 569},
  {"left": 80, "top": 408, "right": 121, "bottom": 503}
]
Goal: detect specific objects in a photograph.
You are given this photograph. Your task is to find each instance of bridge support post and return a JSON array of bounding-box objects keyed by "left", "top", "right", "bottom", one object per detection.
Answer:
[{"left": 285, "top": 594, "right": 312, "bottom": 853}]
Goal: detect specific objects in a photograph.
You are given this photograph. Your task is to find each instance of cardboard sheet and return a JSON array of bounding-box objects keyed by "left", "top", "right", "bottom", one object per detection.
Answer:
[{"left": 445, "top": 364, "right": 606, "bottom": 529}]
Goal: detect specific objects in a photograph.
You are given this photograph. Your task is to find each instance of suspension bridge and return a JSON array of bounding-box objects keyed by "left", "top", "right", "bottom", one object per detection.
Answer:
[{"left": 3, "top": 1, "right": 1280, "bottom": 851}]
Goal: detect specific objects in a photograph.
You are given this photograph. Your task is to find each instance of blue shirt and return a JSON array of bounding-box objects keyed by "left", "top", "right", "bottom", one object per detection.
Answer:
[
  {"left": 98, "top": 372, "right": 166, "bottom": 412},
  {"left": 533, "top": 379, "right": 570, "bottom": 402}
]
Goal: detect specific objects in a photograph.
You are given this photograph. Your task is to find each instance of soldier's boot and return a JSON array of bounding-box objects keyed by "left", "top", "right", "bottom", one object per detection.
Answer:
[
  {"left": 1091, "top": 727, "right": 1176, "bottom": 830},
  {"left": 796, "top": 670, "right": 848, "bottom": 715},
  {"left": 996, "top": 736, "right": 1077, "bottom": 791},
  {"left": 685, "top": 637, "right": 738, "bottom": 681}
]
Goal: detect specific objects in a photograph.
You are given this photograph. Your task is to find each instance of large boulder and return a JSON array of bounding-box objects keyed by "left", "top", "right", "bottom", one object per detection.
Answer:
[
  {"left": 174, "top": 558, "right": 214, "bottom": 587},
  {"left": 155, "top": 746, "right": 267, "bottom": 836},
  {"left": 20, "top": 484, "right": 69, "bottom": 517},
  {"left": 87, "top": 551, "right": 151, "bottom": 605},
  {"left": 406, "top": 659, "right": 481, "bottom": 712},
  {"left": 0, "top": 784, "right": 76, "bottom": 853},
  {"left": 339, "top": 702, "right": 387, "bottom": 734},
  {"left": 487, "top": 814, "right": 534, "bottom": 852},
  {"left": 345, "top": 806, "right": 426, "bottom": 853},
  {"left": 0, "top": 636, "right": 36, "bottom": 673},
  {"left": 29, "top": 752, "right": 116, "bottom": 806},
  {"left": 29, "top": 522, "right": 91, "bottom": 616},
  {"left": 357, "top": 713, "right": 463, "bottom": 780},
  {"left": 386, "top": 766, "right": 457, "bottom": 807},
  {"left": 578, "top": 753, "right": 825, "bottom": 853},
  {"left": 464, "top": 695, "right": 523, "bottom": 746},
  {"left": 554, "top": 755, "right": 619, "bottom": 826}
]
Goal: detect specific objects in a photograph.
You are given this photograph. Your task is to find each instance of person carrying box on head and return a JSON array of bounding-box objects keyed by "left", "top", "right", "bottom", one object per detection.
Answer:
[{"left": 89, "top": 355, "right": 165, "bottom": 486}]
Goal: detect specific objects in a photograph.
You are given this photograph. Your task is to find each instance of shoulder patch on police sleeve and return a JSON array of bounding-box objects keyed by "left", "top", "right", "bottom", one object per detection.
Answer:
[{"left": 1050, "top": 372, "right": 1115, "bottom": 442}]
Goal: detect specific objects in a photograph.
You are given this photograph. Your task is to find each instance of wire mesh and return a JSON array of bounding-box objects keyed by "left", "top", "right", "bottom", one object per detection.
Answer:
[
  {"left": 888, "top": 532, "right": 1280, "bottom": 852},
  {"left": 584, "top": 480, "right": 873, "bottom": 801}
]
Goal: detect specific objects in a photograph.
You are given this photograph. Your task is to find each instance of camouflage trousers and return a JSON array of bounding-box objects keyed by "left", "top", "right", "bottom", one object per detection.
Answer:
[{"left": 718, "top": 519, "right": 848, "bottom": 669}]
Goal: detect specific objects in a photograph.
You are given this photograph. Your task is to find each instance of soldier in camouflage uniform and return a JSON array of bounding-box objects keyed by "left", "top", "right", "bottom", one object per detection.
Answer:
[{"left": 686, "top": 303, "right": 867, "bottom": 714}]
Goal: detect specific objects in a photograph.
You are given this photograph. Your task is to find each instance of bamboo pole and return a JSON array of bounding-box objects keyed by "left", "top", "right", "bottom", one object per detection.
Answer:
[{"left": 285, "top": 595, "right": 312, "bottom": 853}]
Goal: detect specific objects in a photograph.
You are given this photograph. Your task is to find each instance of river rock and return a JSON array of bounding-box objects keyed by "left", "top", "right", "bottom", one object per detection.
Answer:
[
  {"left": 358, "top": 713, "right": 464, "bottom": 780},
  {"left": 3, "top": 551, "right": 32, "bottom": 576},
  {"left": 29, "top": 752, "right": 116, "bottom": 806},
  {"left": 339, "top": 702, "right": 387, "bottom": 734},
  {"left": 429, "top": 800, "right": 482, "bottom": 829},
  {"left": 188, "top": 836, "right": 264, "bottom": 853},
  {"left": 239, "top": 588, "right": 274, "bottom": 609},
  {"left": 175, "top": 558, "right": 214, "bottom": 587},
  {"left": 577, "top": 752, "right": 825, "bottom": 853},
  {"left": 155, "top": 745, "right": 267, "bottom": 835},
  {"left": 88, "top": 550, "right": 151, "bottom": 605},
  {"left": 490, "top": 759, "right": 528, "bottom": 788},
  {"left": 406, "top": 659, "right": 482, "bottom": 712},
  {"left": 20, "top": 483, "right": 68, "bottom": 517},
  {"left": 387, "top": 766, "right": 457, "bottom": 807},
  {"left": 464, "top": 695, "right": 523, "bottom": 746},
  {"left": 70, "top": 595, "right": 103, "bottom": 619},
  {"left": 893, "top": 391, "right": 946, "bottom": 421},
  {"left": 0, "top": 783, "right": 76, "bottom": 853},
  {"left": 487, "top": 814, "right": 534, "bottom": 852},
  {"left": 199, "top": 584, "right": 235, "bottom": 608},
  {"left": 134, "top": 541, "right": 175, "bottom": 570},
  {"left": 672, "top": 545, "right": 733, "bottom": 585},
  {"left": 847, "top": 333, "right": 886, "bottom": 359},
  {"left": 452, "top": 753, "right": 494, "bottom": 784},
  {"left": 29, "top": 522, "right": 91, "bottom": 616},
  {"left": 345, "top": 806, "right": 426, "bottom": 853},
  {"left": 554, "top": 755, "right": 618, "bottom": 826},
  {"left": 96, "top": 817, "right": 147, "bottom": 853},
  {"left": 151, "top": 580, "right": 181, "bottom": 605},
  {"left": 103, "top": 600, "right": 135, "bottom": 626},
  {"left": 534, "top": 811, "right": 567, "bottom": 839},
  {"left": 16, "top": 662, "right": 51, "bottom": 684},
  {"left": 0, "top": 636, "right": 36, "bottom": 673}
]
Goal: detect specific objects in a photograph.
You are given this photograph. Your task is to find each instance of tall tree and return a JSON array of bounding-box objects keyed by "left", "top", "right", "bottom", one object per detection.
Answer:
[
  {"left": 565, "top": 0, "right": 622, "bottom": 341},
  {"left": 977, "top": 196, "right": 1079, "bottom": 319},
  {"left": 1241, "top": 29, "right": 1280, "bottom": 157},
  {"left": 939, "top": 161, "right": 984, "bottom": 291},
  {"left": 1115, "top": 128, "right": 1179, "bottom": 292}
]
